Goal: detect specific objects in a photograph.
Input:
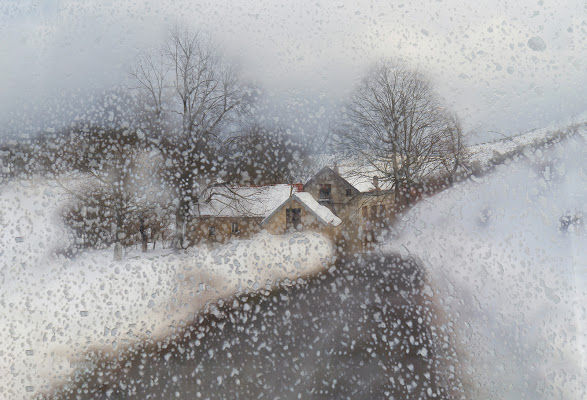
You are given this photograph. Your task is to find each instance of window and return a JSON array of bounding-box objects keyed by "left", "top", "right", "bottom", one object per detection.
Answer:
[
  {"left": 208, "top": 225, "right": 215, "bottom": 237},
  {"left": 319, "top": 184, "right": 331, "bottom": 200},
  {"left": 286, "top": 208, "right": 301, "bottom": 229},
  {"left": 231, "top": 222, "right": 239, "bottom": 234},
  {"left": 362, "top": 206, "right": 368, "bottom": 219},
  {"left": 346, "top": 188, "right": 352, "bottom": 197},
  {"left": 370, "top": 205, "right": 378, "bottom": 219}
]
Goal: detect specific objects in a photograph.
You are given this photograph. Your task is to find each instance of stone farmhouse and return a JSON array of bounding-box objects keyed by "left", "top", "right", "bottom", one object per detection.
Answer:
[
  {"left": 185, "top": 184, "right": 298, "bottom": 246},
  {"left": 187, "top": 166, "right": 396, "bottom": 251}
]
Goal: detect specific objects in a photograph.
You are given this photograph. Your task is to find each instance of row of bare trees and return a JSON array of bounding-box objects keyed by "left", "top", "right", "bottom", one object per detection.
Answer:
[{"left": 54, "top": 125, "right": 170, "bottom": 260}]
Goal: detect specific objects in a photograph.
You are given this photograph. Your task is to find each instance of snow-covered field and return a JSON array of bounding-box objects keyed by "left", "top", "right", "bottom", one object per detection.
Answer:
[
  {"left": 385, "top": 128, "right": 586, "bottom": 398},
  {"left": 0, "top": 179, "right": 335, "bottom": 399}
]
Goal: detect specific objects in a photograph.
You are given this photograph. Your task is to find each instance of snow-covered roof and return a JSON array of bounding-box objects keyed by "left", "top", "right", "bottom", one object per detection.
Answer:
[
  {"left": 294, "top": 192, "right": 342, "bottom": 226},
  {"left": 338, "top": 166, "right": 394, "bottom": 192},
  {"left": 197, "top": 184, "right": 297, "bottom": 218},
  {"left": 261, "top": 192, "right": 342, "bottom": 227},
  {"left": 306, "top": 156, "right": 392, "bottom": 193}
]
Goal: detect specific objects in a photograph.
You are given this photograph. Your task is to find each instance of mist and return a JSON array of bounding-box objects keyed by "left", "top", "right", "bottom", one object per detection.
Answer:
[{"left": 1, "top": 0, "right": 585, "bottom": 140}]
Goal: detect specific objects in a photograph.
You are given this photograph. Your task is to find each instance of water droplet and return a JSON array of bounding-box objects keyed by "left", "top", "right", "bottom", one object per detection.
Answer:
[{"left": 528, "top": 36, "right": 546, "bottom": 51}]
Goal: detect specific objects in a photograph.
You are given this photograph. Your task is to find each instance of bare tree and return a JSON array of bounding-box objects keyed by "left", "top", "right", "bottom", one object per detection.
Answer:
[
  {"left": 439, "top": 112, "right": 472, "bottom": 184},
  {"left": 57, "top": 125, "right": 155, "bottom": 260},
  {"left": 130, "top": 25, "right": 245, "bottom": 249},
  {"left": 337, "top": 59, "right": 454, "bottom": 208}
]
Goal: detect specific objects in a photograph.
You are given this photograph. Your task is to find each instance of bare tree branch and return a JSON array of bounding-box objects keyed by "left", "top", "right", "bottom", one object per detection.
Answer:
[{"left": 129, "top": 25, "right": 245, "bottom": 249}]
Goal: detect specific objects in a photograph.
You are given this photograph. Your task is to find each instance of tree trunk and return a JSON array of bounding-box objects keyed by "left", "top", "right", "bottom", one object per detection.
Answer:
[
  {"left": 173, "top": 199, "right": 187, "bottom": 250},
  {"left": 447, "top": 162, "right": 458, "bottom": 185},
  {"left": 114, "top": 242, "right": 123, "bottom": 261},
  {"left": 390, "top": 131, "right": 403, "bottom": 212},
  {"left": 139, "top": 216, "right": 148, "bottom": 253},
  {"left": 113, "top": 209, "right": 125, "bottom": 261}
]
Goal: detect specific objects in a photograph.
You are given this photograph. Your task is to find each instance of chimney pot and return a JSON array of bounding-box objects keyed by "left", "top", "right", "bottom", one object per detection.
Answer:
[{"left": 373, "top": 176, "right": 379, "bottom": 190}]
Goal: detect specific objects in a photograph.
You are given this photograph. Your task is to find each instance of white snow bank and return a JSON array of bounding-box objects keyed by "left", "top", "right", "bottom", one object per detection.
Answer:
[
  {"left": 0, "top": 179, "right": 335, "bottom": 399},
  {"left": 384, "top": 133, "right": 586, "bottom": 399}
]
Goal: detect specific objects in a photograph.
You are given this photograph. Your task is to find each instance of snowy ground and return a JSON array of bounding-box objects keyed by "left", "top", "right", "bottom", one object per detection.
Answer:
[
  {"left": 1, "top": 118, "right": 585, "bottom": 399},
  {"left": 0, "top": 179, "right": 335, "bottom": 399},
  {"left": 384, "top": 129, "right": 586, "bottom": 398}
]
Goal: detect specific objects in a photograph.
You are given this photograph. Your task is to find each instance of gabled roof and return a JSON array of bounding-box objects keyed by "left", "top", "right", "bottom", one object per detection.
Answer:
[
  {"left": 261, "top": 192, "right": 342, "bottom": 227},
  {"left": 303, "top": 166, "right": 359, "bottom": 194},
  {"left": 306, "top": 158, "right": 395, "bottom": 192}
]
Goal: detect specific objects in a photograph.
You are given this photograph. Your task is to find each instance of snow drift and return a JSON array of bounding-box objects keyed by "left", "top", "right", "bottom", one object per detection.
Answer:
[
  {"left": 0, "top": 178, "right": 335, "bottom": 399},
  {"left": 385, "top": 130, "right": 586, "bottom": 399}
]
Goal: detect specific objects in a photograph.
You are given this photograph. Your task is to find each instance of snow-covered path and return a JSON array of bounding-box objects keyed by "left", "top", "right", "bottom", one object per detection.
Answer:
[{"left": 0, "top": 179, "right": 335, "bottom": 399}]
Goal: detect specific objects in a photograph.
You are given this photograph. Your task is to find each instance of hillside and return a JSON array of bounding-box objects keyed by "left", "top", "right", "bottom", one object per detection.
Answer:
[
  {"left": 0, "top": 117, "right": 585, "bottom": 398},
  {"left": 384, "top": 123, "right": 586, "bottom": 399}
]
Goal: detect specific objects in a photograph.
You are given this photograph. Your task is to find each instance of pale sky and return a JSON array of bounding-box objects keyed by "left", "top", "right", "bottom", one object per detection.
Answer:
[{"left": 1, "top": 0, "right": 585, "bottom": 140}]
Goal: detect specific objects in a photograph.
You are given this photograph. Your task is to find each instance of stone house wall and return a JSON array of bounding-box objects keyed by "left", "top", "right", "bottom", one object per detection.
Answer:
[{"left": 186, "top": 216, "right": 263, "bottom": 245}]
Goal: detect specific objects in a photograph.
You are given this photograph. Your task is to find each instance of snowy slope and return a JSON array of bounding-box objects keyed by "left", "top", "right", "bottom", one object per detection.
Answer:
[
  {"left": 469, "top": 113, "right": 587, "bottom": 169},
  {"left": 384, "top": 128, "right": 586, "bottom": 399},
  {"left": 0, "top": 179, "right": 335, "bottom": 399}
]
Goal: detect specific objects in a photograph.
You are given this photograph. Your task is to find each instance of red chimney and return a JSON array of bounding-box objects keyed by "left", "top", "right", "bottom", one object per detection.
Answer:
[{"left": 294, "top": 183, "right": 304, "bottom": 192}]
